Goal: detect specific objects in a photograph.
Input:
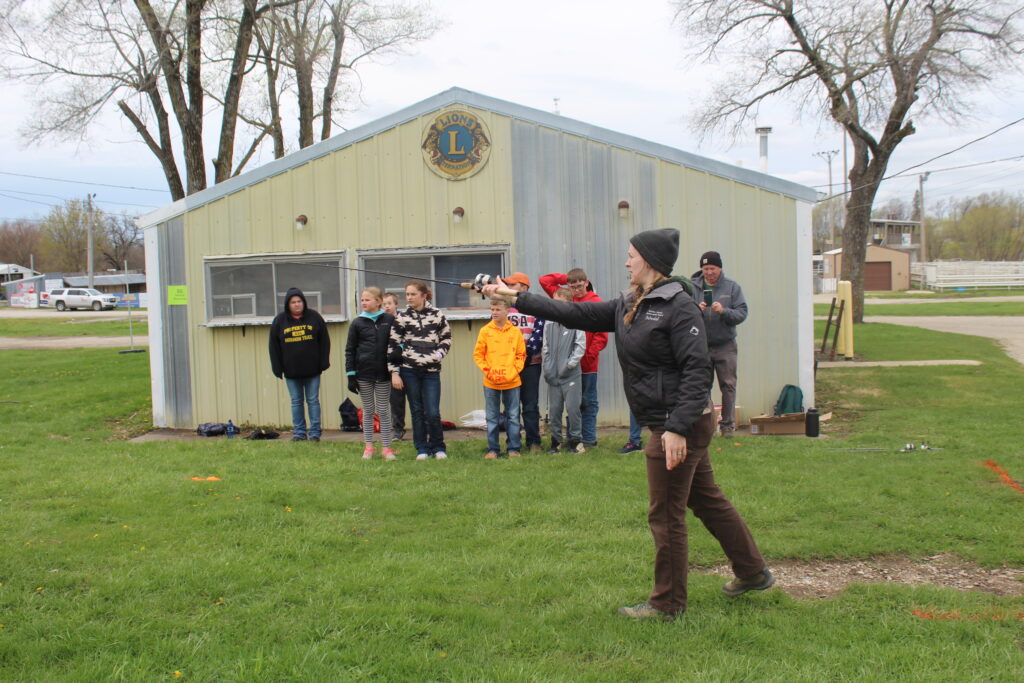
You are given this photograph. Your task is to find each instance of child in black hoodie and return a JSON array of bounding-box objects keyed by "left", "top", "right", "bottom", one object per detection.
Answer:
[{"left": 269, "top": 287, "right": 331, "bottom": 441}]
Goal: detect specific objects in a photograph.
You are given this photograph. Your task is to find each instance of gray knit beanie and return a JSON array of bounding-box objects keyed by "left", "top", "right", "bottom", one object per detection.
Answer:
[{"left": 629, "top": 228, "right": 680, "bottom": 276}]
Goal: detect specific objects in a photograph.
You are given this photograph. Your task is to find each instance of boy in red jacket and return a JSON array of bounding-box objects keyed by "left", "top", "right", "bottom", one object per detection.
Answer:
[{"left": 539, "top": 269, "right": 608, "bottom": 446}]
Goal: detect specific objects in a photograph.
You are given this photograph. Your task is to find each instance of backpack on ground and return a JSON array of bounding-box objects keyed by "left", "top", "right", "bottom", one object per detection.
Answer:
[
  {"left": 196, "top": 422, "right": 227, "bottom": 437},
  {"left": 339, "top": 398, "right": 361, "bottom": 431},
  {"left": 773, "top": 384, "right": 804, "bottom": 415},
  {"left": 244, "top": 427, "right": 280, "bottom": 440},
  {"left": 356, "top": 408, "right": 381, "bottom": 433}
]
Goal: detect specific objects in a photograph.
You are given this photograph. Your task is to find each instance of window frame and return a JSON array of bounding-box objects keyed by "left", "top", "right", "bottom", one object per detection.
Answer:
[
  {"left": 202, "top": 250, "right": 348, "bottom": 327},
  {"left": 357, "top": 245, "right": 509, "bottom": 320}
]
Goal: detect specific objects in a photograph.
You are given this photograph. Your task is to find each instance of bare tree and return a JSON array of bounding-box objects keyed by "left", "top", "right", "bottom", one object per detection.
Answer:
[
  {"left": 873, "top": 197, "right": 912, "bottom": 221},
  {"left": 0, "top": 0, "right": 437, "bottom": 198},
  {"left": 253, "top": 0, "right": 441, "bottom": 152},
  {"left": 811, "top": 196, "right": 844, "bottom": 251},
  {"left": 102, "top": 213, "right": 145, "bottom": 271},
  {"left": 674, "top": 0, "right": 1024, "bottom": 321},
  {"left": 0, "top": 220, "right": 42, "bottom": 269}
]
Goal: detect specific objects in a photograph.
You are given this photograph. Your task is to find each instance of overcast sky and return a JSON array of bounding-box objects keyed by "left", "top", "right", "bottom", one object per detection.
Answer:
[{"left": 1, "top": 0, "right": 1022, "bottom": 225}]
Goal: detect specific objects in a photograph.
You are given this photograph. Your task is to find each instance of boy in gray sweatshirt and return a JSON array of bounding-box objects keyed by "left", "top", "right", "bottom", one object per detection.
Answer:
[{"left": 542, "top": 288, "right": 587, "bottom": 453}]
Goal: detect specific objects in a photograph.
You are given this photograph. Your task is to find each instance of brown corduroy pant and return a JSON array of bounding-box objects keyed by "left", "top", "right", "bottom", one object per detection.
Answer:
[{"left": 645, "top": 412, "right": 767, "bottom": 615}]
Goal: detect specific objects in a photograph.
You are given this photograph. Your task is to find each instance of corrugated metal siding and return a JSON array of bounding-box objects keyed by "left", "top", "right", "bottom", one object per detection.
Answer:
[
  {"left": 158, "top": 217, "right": 192, "bottom": 426},
  {"left": 512, "top": 119, "right": 802, "bottom": 425},
  {"left": 176, "top": 106, "right": 517, "bottom": 428},
  {"left": 511, "top": 120, "right": 660, "bottom": 426},
  {"left": 660, "top": 173, "right": 800, "bottom": 421}
]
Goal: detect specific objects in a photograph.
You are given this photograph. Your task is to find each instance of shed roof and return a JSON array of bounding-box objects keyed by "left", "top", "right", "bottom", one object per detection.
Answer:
[
  {"left": 65, "top": 274, "right": 147, "bottom": 287},
  {"left": 0, "top": 263, "right": 37, "bottom": 276},
  {"left": 139, "top": 87, "right": 818, "bottom": 229}
]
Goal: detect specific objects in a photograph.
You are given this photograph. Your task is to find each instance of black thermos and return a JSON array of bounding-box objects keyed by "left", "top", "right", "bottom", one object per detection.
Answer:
[{"left": 805, "top": 407, "right": 819, "bottom": 437}]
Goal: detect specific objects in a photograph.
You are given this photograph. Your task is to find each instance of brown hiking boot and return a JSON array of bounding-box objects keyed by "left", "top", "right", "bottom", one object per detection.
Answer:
[
  {"left": 722, "top": 568, "right": 776, "bottom": 596},
  {"left": 617, "top": 602, "right": 678, "bottom": 621}
]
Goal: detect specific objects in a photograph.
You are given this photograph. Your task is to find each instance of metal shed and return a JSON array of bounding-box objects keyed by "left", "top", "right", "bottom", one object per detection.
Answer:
[{"left": 139, "top": 87, "right": 817, "bottom": 430}]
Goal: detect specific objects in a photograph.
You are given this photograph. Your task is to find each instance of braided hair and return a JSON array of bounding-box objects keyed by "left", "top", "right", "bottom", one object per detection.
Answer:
[{"left": 623, "top": 283, "right": 655, "bottom": 327}]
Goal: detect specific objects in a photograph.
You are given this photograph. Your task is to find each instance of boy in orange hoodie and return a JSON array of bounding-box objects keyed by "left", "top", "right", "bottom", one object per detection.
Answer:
[{"left": 474, "top": 298, "right": 527, "bottom": 458}]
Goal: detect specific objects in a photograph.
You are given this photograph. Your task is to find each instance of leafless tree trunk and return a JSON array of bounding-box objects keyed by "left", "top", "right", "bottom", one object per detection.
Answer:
[{"left": 674, "top": 0, "right": 1024, "bottom": 322}]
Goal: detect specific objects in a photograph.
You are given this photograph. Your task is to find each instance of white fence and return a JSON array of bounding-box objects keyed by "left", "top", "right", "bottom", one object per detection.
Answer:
[{"left": 911, "top": 261, "right": 1024, "bottom": 290}]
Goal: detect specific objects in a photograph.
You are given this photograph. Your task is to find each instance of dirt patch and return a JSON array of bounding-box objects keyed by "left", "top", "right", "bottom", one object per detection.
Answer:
[{"left": 700, "top": 555, "right": 1024, "bottom": 599}]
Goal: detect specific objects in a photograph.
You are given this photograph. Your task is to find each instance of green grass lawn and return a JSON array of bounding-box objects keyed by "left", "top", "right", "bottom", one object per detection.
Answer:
[
  {"left": 1, "top": 328, "right": 1023, "bottom": 679},
  {"left": 0, "top": 318, "right": 149, "bottom": 337},
  {"left": 814, "top": 301, "right": 1024, "bottom": 317}
]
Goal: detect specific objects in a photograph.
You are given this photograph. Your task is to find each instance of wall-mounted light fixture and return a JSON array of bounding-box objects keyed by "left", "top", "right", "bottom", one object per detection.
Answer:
[
  {"left": 295, "top": 214, "right": 308, "bottom": 231},
  {"left": 452, "top": 207, "right": 465, "bottom": 224},
  {"left": 618, "top": 200, "right": 630, "bottom": 219}
]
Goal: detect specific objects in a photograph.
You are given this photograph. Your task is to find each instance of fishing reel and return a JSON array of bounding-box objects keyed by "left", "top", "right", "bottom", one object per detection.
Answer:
[{"left": 467, "top": 273, "right": 494, "bottom": 292}]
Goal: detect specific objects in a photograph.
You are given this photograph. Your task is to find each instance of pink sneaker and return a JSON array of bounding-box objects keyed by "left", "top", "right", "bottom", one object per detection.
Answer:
[
  {"left": 382, "top": 447, "right": 397, "bottom": 461},
  {"left": 362, "top": 444, "right": 375, "bottom": 459}
]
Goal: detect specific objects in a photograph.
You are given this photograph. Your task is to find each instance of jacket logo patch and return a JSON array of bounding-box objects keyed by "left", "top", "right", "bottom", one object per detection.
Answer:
[
  {"left": 690, "top": 326, "right": 700, "bottom": 336},
  {"left": 644, "top": 310, "right": 664, "bottom": 321}
]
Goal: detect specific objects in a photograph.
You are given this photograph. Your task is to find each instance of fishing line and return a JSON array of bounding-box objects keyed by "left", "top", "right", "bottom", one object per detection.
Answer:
[{"left": 230, "top": 259, "right": 484, "bottom": 290}]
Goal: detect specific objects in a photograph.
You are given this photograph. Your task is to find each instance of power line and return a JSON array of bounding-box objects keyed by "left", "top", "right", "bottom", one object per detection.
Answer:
[
  {"left": 891, "top": 116, "right": 1024, "bottom": 178},
  {"left": 0, "top": 192, "right": 144, "bottom": 221},
  {"left": 815, "top": 116, "right": 1024, "bottom": 201},
  {"left": 808, "top": 154, "right": 1024, "bottom": 190},
  {"left": 0, "top": 170, "right": 168, "bottom": 193},
  {"left": 0, "top": 187, "right": 160, "bottom": 209}
]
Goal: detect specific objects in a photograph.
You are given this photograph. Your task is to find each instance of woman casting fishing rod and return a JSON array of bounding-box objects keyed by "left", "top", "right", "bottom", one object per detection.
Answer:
[{"left": 480, "top": 227, "right": 775, "bottom": 620}]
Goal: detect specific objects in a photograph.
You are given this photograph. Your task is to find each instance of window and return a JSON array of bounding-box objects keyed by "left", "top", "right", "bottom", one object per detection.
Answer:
[
  {"left": 204, "top": 252, "right": 346, "bottom": 324},
  {"left": 359, "top": 247, "right": 506, "bottom": 317}
]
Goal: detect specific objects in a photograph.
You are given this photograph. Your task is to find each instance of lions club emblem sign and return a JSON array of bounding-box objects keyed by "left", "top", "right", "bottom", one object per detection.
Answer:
[{"left": 421, "top": 110, "right": 491, "bottom": 180}]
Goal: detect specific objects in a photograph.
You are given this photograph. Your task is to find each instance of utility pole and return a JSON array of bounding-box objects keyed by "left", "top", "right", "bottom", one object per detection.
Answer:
[
  {"left": 86, "top": 193, "right": 96, "bottom": 288},
  {"left": 814, "top": 149, "right": 839, "bottom": 248},
  {"left": 918, "top": 173, "right": 930, "bottom": 263}
]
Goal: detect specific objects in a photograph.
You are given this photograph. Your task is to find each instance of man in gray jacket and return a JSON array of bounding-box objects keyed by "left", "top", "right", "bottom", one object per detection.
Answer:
[{"left": 692, "top": 251, "right": 748, "bottom": 437}]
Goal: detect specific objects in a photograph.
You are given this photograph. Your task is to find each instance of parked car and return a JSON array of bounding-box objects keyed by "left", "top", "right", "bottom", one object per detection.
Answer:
[{"left": 48, "top": 288, "right": 118, "bottom": 311}]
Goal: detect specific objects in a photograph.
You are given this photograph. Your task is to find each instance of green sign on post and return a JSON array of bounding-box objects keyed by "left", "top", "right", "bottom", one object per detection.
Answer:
[{"left": 167, "top": 286, "right": 188, "bottom": 306}]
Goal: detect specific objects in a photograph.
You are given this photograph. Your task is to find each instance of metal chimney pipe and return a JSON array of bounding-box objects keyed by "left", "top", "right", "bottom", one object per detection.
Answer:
[{"left": 755, "top": 126, "right": 773, "bottom": 172}]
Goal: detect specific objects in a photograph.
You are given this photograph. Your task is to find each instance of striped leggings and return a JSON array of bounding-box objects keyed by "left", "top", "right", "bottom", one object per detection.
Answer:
[{"left": 358, "top": 379, "right": 393, "bottom": 447}]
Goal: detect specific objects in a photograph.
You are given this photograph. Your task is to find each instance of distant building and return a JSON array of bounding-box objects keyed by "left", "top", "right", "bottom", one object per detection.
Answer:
[
  {"left": 1, "top": 272, "right": 147, "bottom": 306},
  {"left": 871, "top": 218, "right": 922, "bottom": 262},
  {"left": 0, "top": 263, "right": 37, "bottom": 285},
  {"left": 64, "top": 273, "right": 148, "bottom": 295},
  {"left": 822, "top": 245, "right": 911, "bottom": 291}
]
